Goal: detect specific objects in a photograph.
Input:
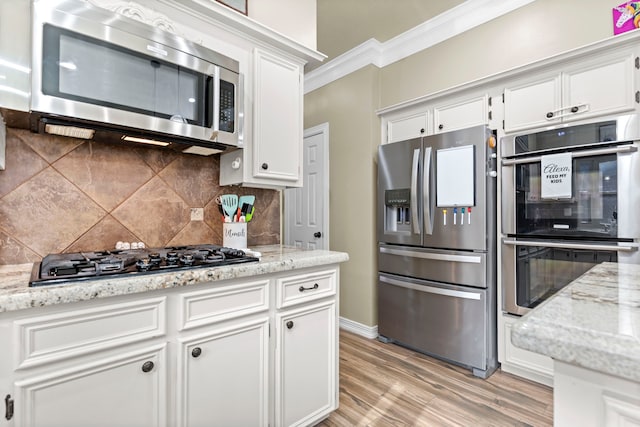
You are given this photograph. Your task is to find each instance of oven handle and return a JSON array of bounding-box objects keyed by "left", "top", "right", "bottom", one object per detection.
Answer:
[
  {"left": 502, "top": 238, "right": 638, "bottom": 252},
  {"left": 502, "top": 144, "right": 637, "bottom": 166}
]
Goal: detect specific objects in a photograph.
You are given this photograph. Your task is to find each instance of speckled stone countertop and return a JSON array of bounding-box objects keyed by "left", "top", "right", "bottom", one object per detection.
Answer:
[
  {"left": 0, "top": 245, "right": 349, "bottom": 314},
  {"left": 511, "top": 262, "right": 640, "bottom": 382}
]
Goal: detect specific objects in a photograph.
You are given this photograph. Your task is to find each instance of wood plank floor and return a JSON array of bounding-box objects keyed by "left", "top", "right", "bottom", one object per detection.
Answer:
[{"left": 318, "top": 330, "right": 553, "bottom": 427}]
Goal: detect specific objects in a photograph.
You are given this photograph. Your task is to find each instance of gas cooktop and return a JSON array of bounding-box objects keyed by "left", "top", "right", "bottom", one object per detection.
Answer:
[{"left": 29, "top": 244, "right": 259, "bottom": 287}]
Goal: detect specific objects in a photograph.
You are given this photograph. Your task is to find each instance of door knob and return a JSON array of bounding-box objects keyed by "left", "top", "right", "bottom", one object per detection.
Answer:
[{"left": 314, "top": 232, "right": 322, "bottom": 238}]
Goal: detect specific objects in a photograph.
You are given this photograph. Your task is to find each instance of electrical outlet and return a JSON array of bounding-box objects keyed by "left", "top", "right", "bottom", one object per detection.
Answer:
[{"left": 190, "top": 208, "right": 204, "bottom": 221}]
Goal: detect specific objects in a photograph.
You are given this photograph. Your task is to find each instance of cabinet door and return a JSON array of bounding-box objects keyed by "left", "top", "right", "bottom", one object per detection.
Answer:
[
  {"left": 563, "top": 53, "right": 636, "bottom": 123},
  {"left": 177, "top": 318, "right": 269, "bottom": 427},
  {"left": 433, "top": 95, "right": 489, "bottom": 134},
  {"left": 275, "top": 301, "right": 337, "bottom": 427},
  {"left": 14, "top": 345, "right": 167, "bottom": 427},
  {"left": 387, "top": 112, "right": 428, "bottom": 143},
  {"left": 504, "top": 75, "right": 561, "bottom": 133},
  {"left": 253, "top": 48, "right": 302, "bottom": 184}
]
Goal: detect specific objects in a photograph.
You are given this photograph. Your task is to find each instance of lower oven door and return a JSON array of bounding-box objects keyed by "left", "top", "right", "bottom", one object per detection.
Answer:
[{"left": 502, "top": 238, "right": 639, "bottom": 315}]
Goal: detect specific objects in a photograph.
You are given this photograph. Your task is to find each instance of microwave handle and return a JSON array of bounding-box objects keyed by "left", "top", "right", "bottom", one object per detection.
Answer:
[
  {"left": 211, "top": 66, "right": 221, "bottom": 134},
  {"left": 502, "top": 144, "right": 638, "bottom": 166},
  {"left": 502, "top": 238, "right": 638, "bottom": 252}
]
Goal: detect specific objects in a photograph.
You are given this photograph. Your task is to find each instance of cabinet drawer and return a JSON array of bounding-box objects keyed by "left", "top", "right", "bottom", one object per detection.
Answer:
[
  {"left": 276, "top": 269, "right": 337, "bottom": 308},
  {"left": 178, "top": 280, "right": 269, "bottom": 330},
  {"left": 14, "top": 297, "right": 166, "bottom": 369}
]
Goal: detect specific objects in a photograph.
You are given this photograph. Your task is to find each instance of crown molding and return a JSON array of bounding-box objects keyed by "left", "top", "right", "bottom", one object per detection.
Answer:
[{"left": 304, "top": 0, "right": 536, "bottom": 94}]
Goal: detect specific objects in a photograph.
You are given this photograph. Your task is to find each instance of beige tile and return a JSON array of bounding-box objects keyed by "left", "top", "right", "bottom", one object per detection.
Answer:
[
  {"left": 53, "top": 141, "right": 155, "bottom": 211},
  {"left": 0, "top": 168, "right": 107, "bottom": 256},
  {"left": 65, "top": 215, "right": 141, "bottom": 253},
  {"left": 167, "top": 221, "right": 220, "bottom": 247},
  {"left": 111, "top": 176, "right": 190, "bottom": 248},
  {"left": 0, "top": 129, "right": 49, "bottom": 198},
  {"left": 158, "top": 154, "right": 220, "bottom": 207},
  {"left": 18, "top": 128, "right": 84, "bottom": 164},
  {"left": 247, "top": 189, "right": 280, "bottom": 246},
  {"left": 0, "top": 230, "right": 41, "bottom": 264}
]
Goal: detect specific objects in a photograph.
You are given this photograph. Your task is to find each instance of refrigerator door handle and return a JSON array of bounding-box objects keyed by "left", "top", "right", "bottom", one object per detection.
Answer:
[
  {"left": 423, "top": 146, "right": 433, "bottom": 235},
  {"left": 411, "top": 148, "right": 420, "bottom": 234},
  {"left": 380, "top": 246, "right": 482, "bottom": 263},
  {"left": 380, "top": 275, "right": 481, "bottom": 300}
]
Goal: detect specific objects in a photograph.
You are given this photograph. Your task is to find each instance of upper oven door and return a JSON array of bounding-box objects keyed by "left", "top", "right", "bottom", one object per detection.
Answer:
[
  {"left": 31, "top": 0, "right": 235, "bottom": 145},
  {"left": 502, "top": 124, "right": 640, "bottom": 240}
]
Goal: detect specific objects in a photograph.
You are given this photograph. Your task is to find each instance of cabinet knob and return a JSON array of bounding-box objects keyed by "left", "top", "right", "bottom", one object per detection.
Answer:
[
  {"left": 299, "top": 283, "right": 319, "bottom": 292},
  {"left": 438, "top": 124, "right": 444, "bottom": 130},
  {"left": 420, "top": 128, "right": 425, "bottom": 134},
  {"left": 286, "top": 320, "right": 294, "bottom": 329},
  {"left": 261, "top": 163, "right": 269, "bottom": 170},
  {"left": 191, "top": 347, "right": 202, "bottom": 358},
  {"left": 546, "top": 112, "right": 554, "bottom": 119},
  {"left": 141, "top": 361, "right": 154, "bottom": 373},
  {"left": 570, "top": 106, "right": 579, "bottom": 113}
]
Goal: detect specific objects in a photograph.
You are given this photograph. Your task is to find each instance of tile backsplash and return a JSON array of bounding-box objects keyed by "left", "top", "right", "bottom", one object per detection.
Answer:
[{"left": 0, "top": 127, "right": 280, "bottom": 265}]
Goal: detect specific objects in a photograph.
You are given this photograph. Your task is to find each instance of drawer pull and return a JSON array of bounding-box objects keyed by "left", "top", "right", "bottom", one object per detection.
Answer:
[
  {"left": 192, "top": 347, "right": 202, "bottom": 358},
  {"left": 141, "top": 361, "right": 154, "bottom": 373},
  {"left": 286, "top": 321, "right": 294, "bottom": 329},
  {"left": 299, "top": 283, "right": 319, "bottom": 292}
]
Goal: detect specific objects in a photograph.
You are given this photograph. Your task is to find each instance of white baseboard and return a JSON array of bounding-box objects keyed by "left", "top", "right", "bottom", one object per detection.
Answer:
[{"left": 339, "top": 317, "right": 378, "bottom": 339}]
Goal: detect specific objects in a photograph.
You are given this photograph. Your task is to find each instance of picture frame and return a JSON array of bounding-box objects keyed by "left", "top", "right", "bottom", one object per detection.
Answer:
[{"left": 215, "top": 0, "right": 247, "bottom": 15}]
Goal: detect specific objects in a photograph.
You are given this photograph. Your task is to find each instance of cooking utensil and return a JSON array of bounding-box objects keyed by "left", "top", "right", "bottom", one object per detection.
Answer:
[
  {"left": 221, "top": 194, "right": 238, "bottom": 220},
  {"left": 238, "top": 195, "right": 255, "bottom": 222}
]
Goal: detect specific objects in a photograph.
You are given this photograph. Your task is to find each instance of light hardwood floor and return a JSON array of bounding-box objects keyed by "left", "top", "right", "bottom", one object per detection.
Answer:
[{"left": 319, "top": 330, "right": 553, "bottom": 427}]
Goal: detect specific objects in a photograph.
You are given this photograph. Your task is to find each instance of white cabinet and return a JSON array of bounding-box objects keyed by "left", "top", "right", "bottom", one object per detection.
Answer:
[
  {"left": 504, "top": 52, "right": 637, "bottom": 133},
  {"left": 387, "top": 112, "right": 429, "bottom": 143},
  {"left": 498, "top": 313, "right": 553, "bottom": 386},
  {"left": 2, "top": 297, "right": 168, "bottom": 427},
  {"left": 175, "top": 280, "right": 270, "bottom": 427},
  {"left": 14, "top": 345, "right": 167, "bottom": 427},
  {"left": 178, "top": 319, "right": 269, "bottom": 427},
  {"left": 0, "top": 266, "right": 341, "bottom": 427},
  {"left": 383, "top": 93, "right": 492, "bottom": 144},
  {"left": 275, "top": 301, "right": 337, "bottom": 427},
  {"left": 274, "top": 268, "right": 338, "bottom": 427},
  {"left": 554, "top": 361, "right": 640, "bottom": 427},
  {"left": 221, "top": 48, "right": 305, "bottom": 188},
  {"left": 433, "top": 95, "right": 490, "bottom": 134}
]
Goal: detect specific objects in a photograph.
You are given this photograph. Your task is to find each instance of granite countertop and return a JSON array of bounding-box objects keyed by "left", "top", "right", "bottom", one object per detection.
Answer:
[
  {"left": 0, "top": 245, "right": 349, "bottom": 314},
  {"left": 511, "top": 262, "right": 640, "bottom": 382}
]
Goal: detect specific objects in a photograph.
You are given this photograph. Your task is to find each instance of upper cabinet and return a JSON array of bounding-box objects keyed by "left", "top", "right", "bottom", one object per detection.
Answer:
[
  {"left": 387, "top": 112, "right": 429, "bottom": 143},
  {"left": 220, "top": 48, "right": 305, "bottom": 188},
  {"left": 382, "top": 92, "right": 494, "bottom": 144},
  {"left": 433, "top": 95, "right": 491, "bottom": 134},
  {"left": 504, "top": 51, "right": 637, "bottom": 133}
]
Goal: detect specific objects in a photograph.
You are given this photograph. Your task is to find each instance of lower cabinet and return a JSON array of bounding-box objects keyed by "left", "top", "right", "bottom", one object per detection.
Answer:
[
  {"left": 0, "top": 265, "right": 340, "bottom": 427},
  {"left": 14, "top": 344, "right": 167, "bottom": 427},
  {"left": 177, "top": 318, "right": 269, "bottom": 427},
  {"left": 275, "top": 301, "right": 337, "bottom": 427}
]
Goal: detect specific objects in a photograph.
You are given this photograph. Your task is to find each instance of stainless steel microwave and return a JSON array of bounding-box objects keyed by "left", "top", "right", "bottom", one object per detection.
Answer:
[{"left": 2, "top": 0, "right": 243, "bottom": 155}]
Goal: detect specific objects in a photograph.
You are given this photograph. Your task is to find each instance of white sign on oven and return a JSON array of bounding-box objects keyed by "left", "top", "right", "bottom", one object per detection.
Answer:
[{"left": 541, "top": 153, "right": 572, "bottom": 199}]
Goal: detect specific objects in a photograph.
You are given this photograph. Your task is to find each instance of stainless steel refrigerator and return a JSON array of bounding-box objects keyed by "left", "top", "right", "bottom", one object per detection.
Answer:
[{"left": 377, "top": 125, "right": 498, "bottom": 378}]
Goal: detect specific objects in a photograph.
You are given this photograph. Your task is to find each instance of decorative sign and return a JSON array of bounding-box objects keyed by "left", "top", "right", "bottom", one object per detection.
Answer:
[{"left": 541, "top": 153, "right": 572, "bottom": 199}]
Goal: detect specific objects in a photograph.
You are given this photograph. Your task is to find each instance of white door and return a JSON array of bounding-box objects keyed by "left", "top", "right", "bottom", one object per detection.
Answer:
[{"left": 284, "top": 123, "right": 329, "bottom": 250}]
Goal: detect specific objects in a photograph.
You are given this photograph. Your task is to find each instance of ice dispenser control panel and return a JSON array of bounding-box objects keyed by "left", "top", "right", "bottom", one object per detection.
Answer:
[{"left": 384, "top": 188, "right": 411, "bottom": 233}]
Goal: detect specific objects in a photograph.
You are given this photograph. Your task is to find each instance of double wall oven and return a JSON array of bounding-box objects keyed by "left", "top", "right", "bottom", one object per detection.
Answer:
[{"left": 501, "top": 115, "right": 640, "bottom": 315}]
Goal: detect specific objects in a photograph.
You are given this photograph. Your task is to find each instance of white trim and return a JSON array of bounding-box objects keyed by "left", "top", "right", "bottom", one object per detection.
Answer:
[
  {"left": 304, "top": 0, "right": 536, "bottom": 94},
  {"left": 339, "top": 316, "right": 378, "bottom": 340}
]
